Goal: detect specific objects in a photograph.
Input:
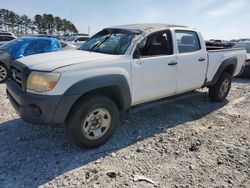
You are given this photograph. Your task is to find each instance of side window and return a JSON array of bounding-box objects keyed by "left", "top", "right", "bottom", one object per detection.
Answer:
[
  {"left": 0, "top": 36, "right": 3, "bottom": 41},
  {"left": 175, "top": 30, "right": 201, "bottom": 53},
  {"left": 137, "top": 30, "right": 173, "bottom": 58},
  {"left": 3, "top": 36, "right": 15, "bottom": 41}
]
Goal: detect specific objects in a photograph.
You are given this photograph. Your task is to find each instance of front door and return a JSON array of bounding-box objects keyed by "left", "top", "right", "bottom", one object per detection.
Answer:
[{"left": 131, "top": 30, "right": 178, "bottom": 105}]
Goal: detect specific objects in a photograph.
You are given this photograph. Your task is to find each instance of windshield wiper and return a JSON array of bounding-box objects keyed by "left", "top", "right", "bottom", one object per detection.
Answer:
[{"left": 89, "top": 34, "right": 112, "bottom": 53}]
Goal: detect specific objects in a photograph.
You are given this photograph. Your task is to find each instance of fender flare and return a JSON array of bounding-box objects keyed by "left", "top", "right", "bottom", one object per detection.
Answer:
[
  {"left": 52, "top": 74, "right": 132, "bottom": 124},
  {"left": 205, "top": 57, "right": 237, "bottom": 87},
  {"left": 65, "top": 74, "right": 132, "bottom": 109}
]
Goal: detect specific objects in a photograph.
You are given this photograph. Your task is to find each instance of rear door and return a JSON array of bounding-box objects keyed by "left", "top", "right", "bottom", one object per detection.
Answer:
[
  {"left": 131, "top": 30, "right": 178, "bottom": 105},
  {"left": 174, "top": 30, "right": 207, "bottom": 93}
]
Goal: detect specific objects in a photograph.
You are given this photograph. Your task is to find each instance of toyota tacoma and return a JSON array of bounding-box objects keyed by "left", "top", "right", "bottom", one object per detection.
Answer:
[{"left": 6, "top": 24, "right": 246, "bottom": 148}]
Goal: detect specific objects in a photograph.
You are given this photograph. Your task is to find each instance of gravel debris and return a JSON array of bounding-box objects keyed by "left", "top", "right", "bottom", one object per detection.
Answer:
[{"left": 0, "top": 78, "right": 250, "bottom": 188}]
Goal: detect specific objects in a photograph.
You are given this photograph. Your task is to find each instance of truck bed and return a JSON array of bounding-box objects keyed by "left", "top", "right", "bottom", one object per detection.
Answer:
[
  {"left": 206, "top": 48, "right": 246, "bottom": 82},
  {"left": 206, "top": 46, "right": 228, "bottom": 51}
]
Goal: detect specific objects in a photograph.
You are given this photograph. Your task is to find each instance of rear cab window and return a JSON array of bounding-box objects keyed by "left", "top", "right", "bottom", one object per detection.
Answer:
[{"left": 175, "top": 30, "right": 201, "bottom": 53}]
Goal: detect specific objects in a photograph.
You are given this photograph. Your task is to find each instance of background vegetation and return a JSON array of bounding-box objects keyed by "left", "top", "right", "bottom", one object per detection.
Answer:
[{"left": 0, "top": 9, "right": 78, "bottom": 35}]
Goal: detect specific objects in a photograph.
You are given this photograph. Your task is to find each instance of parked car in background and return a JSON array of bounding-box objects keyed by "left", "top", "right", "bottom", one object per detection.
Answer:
[
  {"left": 205, "top": 40, "right": 213, "bottom": 46},
  {"left": 65, "top": 35, "right": 90, "bottom": 48},
  {"left": 0, "top": 33, "right": 17, "bottom": 46},
  {"left": 27, "top": 34, "right": 77, "bottom": 50},
  {"left": 60, "top": 41, "right": 77, "bottom": 50},
  {"left": 0, "top": 37, "right": 62, "bottom": 83},
  {"left": 233, "top": 41, "right": 250, "bottom": 77},
  {"left": 226, "top": 39, "right": 239, "bottom": 48},
  {"left": 206, "top": 39, "right": 228, "bottom": 48},
  {"left": 239, "top": 38, "right": 250, "bottom": 42},
  {"left": 6, "top": 24, "right": 246, "bottom": 148},
  {"left": 69, "top": 33, "right": 89, "bottom": 37},
  {"left": 28, "top": 34, "right": 63, "bottom": 41},
  {"left": 0, "top": 32, "right": 16, "bottom": 37},
  {"left": 213, "top": 40, "right": 227, "bottom": 47}
]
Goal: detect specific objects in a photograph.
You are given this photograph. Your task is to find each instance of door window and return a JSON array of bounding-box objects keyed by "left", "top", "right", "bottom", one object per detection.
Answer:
[
  {"left": 137, "top": 30, "right": 173, "bottom": 58},
  {"left": 175, "top": 31, "right": 201, "bottom": 53},
  {"left": 3, "top": 36, "right": 15, "bottom": 41}
]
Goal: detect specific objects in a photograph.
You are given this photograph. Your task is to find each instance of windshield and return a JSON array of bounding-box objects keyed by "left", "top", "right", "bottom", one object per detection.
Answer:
[
  {"left": 79, "top": 29, "right": 137, "bottom": 55},
  {"left": 233, "top": 43, "right": 250, "bottom": 53}
]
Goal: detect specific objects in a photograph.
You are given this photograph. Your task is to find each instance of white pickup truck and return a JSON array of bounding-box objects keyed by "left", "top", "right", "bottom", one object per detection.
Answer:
[{"left": 6, "top": 24, "right": 246, "bottom": 148}]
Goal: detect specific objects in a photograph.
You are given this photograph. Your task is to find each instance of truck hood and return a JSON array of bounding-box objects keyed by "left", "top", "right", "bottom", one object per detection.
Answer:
[{"left": 17, "top": 50, "right": 118, "bottom": 71}]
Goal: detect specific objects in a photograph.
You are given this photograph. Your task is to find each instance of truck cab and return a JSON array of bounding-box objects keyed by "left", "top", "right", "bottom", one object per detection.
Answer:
[{"left": 6, "top": 24, "right": 246, "bottom": 148}]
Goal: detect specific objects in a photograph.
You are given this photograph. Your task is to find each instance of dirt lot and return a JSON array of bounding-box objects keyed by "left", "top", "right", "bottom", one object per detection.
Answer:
[{"left": 0, "top": 78, "right": 249, "bottom": 188}]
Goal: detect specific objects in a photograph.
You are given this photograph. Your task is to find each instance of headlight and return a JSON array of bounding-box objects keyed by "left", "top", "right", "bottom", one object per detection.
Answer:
[{"left": 27, "top": 71, "right": 61, "bottom": 92}]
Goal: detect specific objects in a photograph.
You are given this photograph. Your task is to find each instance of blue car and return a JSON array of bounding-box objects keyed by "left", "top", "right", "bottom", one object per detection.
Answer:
[{"left": 0, "top": 37, "right": 62, "bottom": 83}]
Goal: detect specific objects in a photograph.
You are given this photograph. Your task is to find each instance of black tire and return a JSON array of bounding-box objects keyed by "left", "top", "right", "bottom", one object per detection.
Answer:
[
  {"left": 66, "top": 95, "right": 119, "bottom": 148},
  {"left": 0, "top": 63, "right": 9, "bottom": 83},
  {"left": 209, "top": 72, "right": 232, "bottom": 102}
]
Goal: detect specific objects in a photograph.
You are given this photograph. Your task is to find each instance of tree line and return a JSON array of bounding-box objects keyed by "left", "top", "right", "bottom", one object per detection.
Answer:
[{"left": 0, "top": 9, "right": 78, "bottom": 35}]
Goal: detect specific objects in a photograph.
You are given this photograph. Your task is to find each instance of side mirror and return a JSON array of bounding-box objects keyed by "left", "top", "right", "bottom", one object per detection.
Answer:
[{"left": 133, "top": 46, "right": 141, "bottom": 59}]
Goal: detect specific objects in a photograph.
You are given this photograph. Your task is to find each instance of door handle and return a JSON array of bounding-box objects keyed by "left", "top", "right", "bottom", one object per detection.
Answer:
[
  {"left": 135, "top": 60, "right": 142, "bottom": 65},
  {"left": 198, "top": 58, "right": 206, "bottom": 62},
  {"left": 168, "top": 61, "right": 178, "bottom": 66}
]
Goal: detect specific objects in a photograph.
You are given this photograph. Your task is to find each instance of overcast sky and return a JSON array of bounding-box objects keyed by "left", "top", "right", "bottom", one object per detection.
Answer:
[{"left": 0, "top": 0, "right": 249, "bottom": 40}]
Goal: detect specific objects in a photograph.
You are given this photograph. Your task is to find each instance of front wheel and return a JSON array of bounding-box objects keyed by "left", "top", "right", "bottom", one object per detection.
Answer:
[
  {"left": 209, "top": 72, "right": 232, "bottom": 102},
  {"left": 66, "top": 95, "right": 119, "bottom": 148},
  {"left": 0, "top": 63, "right": 9, "bottom": 83}
]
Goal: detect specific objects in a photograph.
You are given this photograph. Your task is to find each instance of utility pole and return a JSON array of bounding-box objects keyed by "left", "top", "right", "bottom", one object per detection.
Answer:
[
  {"left": 88, "top": 25, "right": 90, "bottom": 35},
  {"left": 70, "top": 10, "right": 73, "bottom": 34}
]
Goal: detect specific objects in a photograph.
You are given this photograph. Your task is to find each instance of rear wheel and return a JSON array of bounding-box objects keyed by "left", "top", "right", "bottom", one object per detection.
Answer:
[
  {"left": 209, "top": 72, "right": 232, "bottom": 102},
  {"left": 66, "top": 95, "right": 119, "bottom": 148},
  {"left": 0, "top": 63, "right": 9, "bottom": 83}
]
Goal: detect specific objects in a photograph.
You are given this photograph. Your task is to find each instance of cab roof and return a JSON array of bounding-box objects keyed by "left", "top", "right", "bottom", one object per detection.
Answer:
[{"left": 106, "top": 23, "right": 191, "bottom": 34}]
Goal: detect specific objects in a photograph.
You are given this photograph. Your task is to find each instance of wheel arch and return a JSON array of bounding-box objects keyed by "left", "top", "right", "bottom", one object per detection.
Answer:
[
  {"left": 52, "top": 74, "right": 132, "bottom": 124},
  {"left": 205, "top": 57, "right": 237, "bottom": 87}
]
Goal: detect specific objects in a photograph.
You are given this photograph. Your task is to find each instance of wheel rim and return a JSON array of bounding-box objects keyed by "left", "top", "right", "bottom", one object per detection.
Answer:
[
  {"left": 0, "top": 65, "right": 7, "bottom": 82},
  {"left": 82, "top": 108, "right": 111, "bottom": 140},
  {"left": 219, "top": 79, "right": 229, "bottom": 97}
]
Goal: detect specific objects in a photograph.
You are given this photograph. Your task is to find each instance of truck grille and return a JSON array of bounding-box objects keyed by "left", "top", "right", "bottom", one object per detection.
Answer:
[
  {"left": 10, "top": 62, "right": 31, "bottom": 91},
  {"left": 10, "top": 67, "right": 22, "bottom": 88}
]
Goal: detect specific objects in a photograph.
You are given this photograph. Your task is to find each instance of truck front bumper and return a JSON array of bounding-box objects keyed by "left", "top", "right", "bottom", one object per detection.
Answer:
[{"left": 6, "top": 80, "right": 80, "bottom": 126}]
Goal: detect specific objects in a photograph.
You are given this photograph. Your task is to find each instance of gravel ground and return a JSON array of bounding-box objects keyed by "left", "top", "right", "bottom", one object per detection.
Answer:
[{"left": 0, "top": 78, "right": 249, "bottom": 188}]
